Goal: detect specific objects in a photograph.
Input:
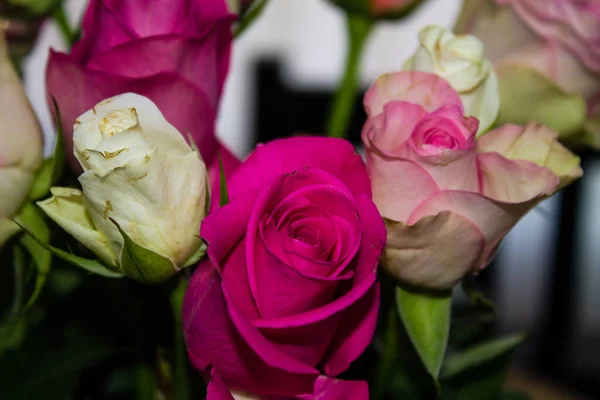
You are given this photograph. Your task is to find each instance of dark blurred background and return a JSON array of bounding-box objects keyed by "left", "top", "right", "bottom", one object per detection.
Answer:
[{"left": 16, "top": 0, "right": 600, "bottom": 398}]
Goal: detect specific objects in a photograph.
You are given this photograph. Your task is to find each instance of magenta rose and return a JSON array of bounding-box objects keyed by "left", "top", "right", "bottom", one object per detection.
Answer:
[
  {"left": 46, "top": 0, "right": 238, "bottom": 180},
  {"left": 182, "top": 137, "right": 386, "bottom": 399},
  {"left": 363, "top": 71, "right": 582, "bottom": 289}
]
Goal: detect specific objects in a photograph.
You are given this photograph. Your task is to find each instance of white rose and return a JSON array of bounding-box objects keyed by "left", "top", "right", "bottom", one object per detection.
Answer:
[
  {"left": 39, "top": 93, "right": 208, "bottom": 283},
  {"left": 0, "top": 31, "right": 43, "bottom": 245},
  {"left": 403, "top": 24, "right": 500, "bottom": 135}
]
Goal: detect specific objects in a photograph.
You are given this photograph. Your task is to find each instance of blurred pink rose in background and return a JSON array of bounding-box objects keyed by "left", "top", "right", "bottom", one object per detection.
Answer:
[
  {"left": 455, "top": 0, "right": 600, "bottom": 146},
  {"left": 46, "top": 0, "right": 239, "bottom": 181},
  {"left": 363, "top": 71, "right": 582, "bottom": 289},
  {"left": 183, "top": 137, "right": 385, "bottom": 398}
]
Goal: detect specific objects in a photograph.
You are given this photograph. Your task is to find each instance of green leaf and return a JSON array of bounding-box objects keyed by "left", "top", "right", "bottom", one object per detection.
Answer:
[
  {"left": 461, "top": 275, "right": 497, "bottom": 315},
  {"left": 234, "top": 0, "right": 270, "bottom": 38},
  {"left": 2, "top": 344, "right": 118, "bottom": 399},
  {"left": 502, "top": 391, "right": 532, "bottom": 400},
  {"left": 396, "top": 286, "right": 451, "bottom": 386},
  {"left": 496, "top": 65, "right": 587, "bottom": 138},
  {"left": 441, "top": 334, "right": 526, "bottom": 379},
  {"left": 13, "top": 219, "right": 124, "bottom": 279},
  {"left": 6, "top": 0, "right": 61, "bottom": 16},
  {"left": 111, "top": 219, "right": 176, "bottom": 284},
  {"left": 0, "top": 319, "right": 26, "bottom": 356},
  {"left": 182, "top": 241, "right": 206, "bottom": 268},
  {"left": 15, "top": 203, "right": 52, "bottom": 309},
  {"left": 218, "top": 150, "right": 229, "bottom": 207},
  {"left": 171, "top": 278, "right": 191, "bottom": 400},
  {"left": 29, "top": 97, "right": 65, "bottom": 200}
]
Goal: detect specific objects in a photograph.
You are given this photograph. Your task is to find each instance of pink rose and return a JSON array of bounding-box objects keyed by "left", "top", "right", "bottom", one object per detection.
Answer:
[
  {"left": 455, "top": 0, "right": 600, "bottom": 143},
  {"left": 497, "top": 0, "right": 600, "bottom": 74},
  {"left": 46, "top": 0, "right": 239, "bottom": 181},
  {"left": 363, "top": 71, "right": 582, "bottom": 289},
  {"left": 182, "top": 137, "right": 386, "bottom": 398}
]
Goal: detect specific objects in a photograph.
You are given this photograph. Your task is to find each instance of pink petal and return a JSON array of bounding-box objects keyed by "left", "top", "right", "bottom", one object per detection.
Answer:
[
  {"left": 183, "top": 261, "right": 319, "bottom": 396},
  {"left": 206, "top": 366, "right": 235, "bottom": 400},
  {"left": 364, "top": 70, "right": 463, "bottom": 118},
  {"left": 362, "top": 101, "right": 428, "bottom": 155},
  {"left": 321, "top": 283, "right": 380, "bottom": 376},
  {"left": 70, "top": 0, "right": 135, "bottom": 63},
  {"left": 477, "top": 152, "right": 558, "bottom": 203},
  {"left": 226, "top": 137, "right": 372, "bottom": 201},
  {"left": 382, "top": 212, "right": 486, "bottom": 289},
  {"left": 296, "top": 376, "right": 369, "bottom": 400},
  {"left": 364, "top": 148, "right": 438, "bottom": 222},
  {"left": 407, "top": 190, "right": 539, "bottom": 269},
  {"left": 84, "top": 33, "right": 231, "bottom": 109},
  {"left": 201, "top": 190, "right": 261, "bottom": 319}
]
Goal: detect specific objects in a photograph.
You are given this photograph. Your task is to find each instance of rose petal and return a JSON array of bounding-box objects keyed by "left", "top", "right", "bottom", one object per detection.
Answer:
[
  {"left": 321, "top": 283, "right": 380, "bottom": 376},
  {"left": 364, "top": 148, "right": 438, "bottom": 222},
  {"left": 477, "top": 152, "right": 558, "bottom": 203},
  {"left": 363, "top": 101, "right": 428, "bottom": 156},
  {"left": 206, "top": 366, "right": 235, "bottom": 400},
  {"left": 407, "top": 190, "right": 537, "bottom": 268},
  {"left": 364, "top": 70, "right": 463, "bottom": 118},
  {"left": 226, "top": 137, "right": 372, "bottom": 201},
  {"left": 85, "top": 32, "right": 231, "bottom": 109},
  {"left": 296, "top": 376, "right": 369, "bottom": 400},
  {"left": 202, "top": 190, "right": 261, "bottom": 318},
  {"left": 382, "top": 211, "right": 486, "bottom": 289},
  {"left": 183, "top": 261, "right": 318, "bottom": 397}
]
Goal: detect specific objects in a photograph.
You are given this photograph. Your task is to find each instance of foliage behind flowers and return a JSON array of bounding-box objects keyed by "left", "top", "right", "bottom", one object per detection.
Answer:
[{"left": 0, "top": 0, "right": 591, "bottom": 399}]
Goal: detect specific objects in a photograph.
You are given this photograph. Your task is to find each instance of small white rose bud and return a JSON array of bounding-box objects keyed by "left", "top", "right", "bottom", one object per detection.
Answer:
[
  {"left": 39, "top": 93, "right": 208, "bottom": 283},
  {"left": 403, "top": 25, "right": 500, "bottom": 135}
]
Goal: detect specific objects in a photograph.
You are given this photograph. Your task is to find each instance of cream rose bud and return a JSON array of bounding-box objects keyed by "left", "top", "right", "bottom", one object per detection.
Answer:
[
  {"left": 39, "top": 93, "right": 208, "bottom": 283},
  {"left": 403, "top": 25, "right": 500, "bottom": 136}
]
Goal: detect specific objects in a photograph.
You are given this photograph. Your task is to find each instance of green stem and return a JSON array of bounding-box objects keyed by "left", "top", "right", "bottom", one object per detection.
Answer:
[
  {"left": 52, "top": 4, "right": 76, "bottom": 47},
  {"left": 326, "top": 14, "right": 373, "bottom": 138},
  {"left": 170, "top": 278, "right": 191, "bottom": 400},
  {"left": 135, "top": 363, "right": 157, "bottom": 400},
  {"left": 11, "top": 245, "right": 25, "bottom": 317},
  {"left": 372, "top": 308, "right": 399, "bottom": 400}
]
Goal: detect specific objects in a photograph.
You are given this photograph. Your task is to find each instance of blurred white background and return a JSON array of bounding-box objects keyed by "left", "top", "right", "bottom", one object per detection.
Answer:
[{"left": 20, "top": 0, "right": 600, "bottom": 346}]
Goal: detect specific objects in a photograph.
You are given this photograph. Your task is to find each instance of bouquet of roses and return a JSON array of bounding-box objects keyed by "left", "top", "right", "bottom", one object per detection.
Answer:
[{"left": 0, "top": 0, "right": 595, "bottom": 398}]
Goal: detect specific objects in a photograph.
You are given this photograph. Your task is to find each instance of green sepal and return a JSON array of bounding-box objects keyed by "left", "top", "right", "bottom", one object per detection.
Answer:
[
  {"left": 111, "top": 219, "right": 177, "bottom": 284},
  {"left": 218, "top": 150, "right": 229, "bottom": 207},
  {"left": 29, "top": 96, "right": 65, "bottom": 200},
  {"left": 13, "top": 218, "right": 124, "bottom": 279},
  {"left": 234, "top": 0, "right": 270, "bottom": 38},
  {"left": 441, "top": 334, "right": 526, "bottom": 380},
  {"left": 461, "top": 275, "right": 497, "bottom": 315},
  {"left": 396, "top": 286, "right": 451, "bottom": 388},
  {"left": 15, "top": 203, "right": 51, "bottom": 309},
  {"left": 182, "top": 241, "right": 207, "bottom": 268}
]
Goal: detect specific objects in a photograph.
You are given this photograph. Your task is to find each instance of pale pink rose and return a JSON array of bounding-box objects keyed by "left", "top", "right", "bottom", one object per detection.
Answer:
[
  {"left": 363, "top": 71, "right": 582, "bottom": 289},
  {"left": 456, "top": 0, "right": 600, "bottom": 115},
  {"left": 497, "top": 0, "right": 600, "bottom": 74}
]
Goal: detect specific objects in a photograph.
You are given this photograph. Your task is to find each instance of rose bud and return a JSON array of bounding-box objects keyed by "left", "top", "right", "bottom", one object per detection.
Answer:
[
  {"left": 363, "top": 71, "right": 582, "bottom": 289},
  {"left": 455, "top": 0, "right": 600, "bottom": 147},
  {"left": 403, "top": 24, "right": 500, "bottom": 135},
  {"left": 0, "top": 29, "right": 43, "bottom": 245},
  {"left": 328, "top": 0, "right": 425, "bottom": 19},
  {"left": 38, "top": 93, "right": 208, "bottom": 283}
]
